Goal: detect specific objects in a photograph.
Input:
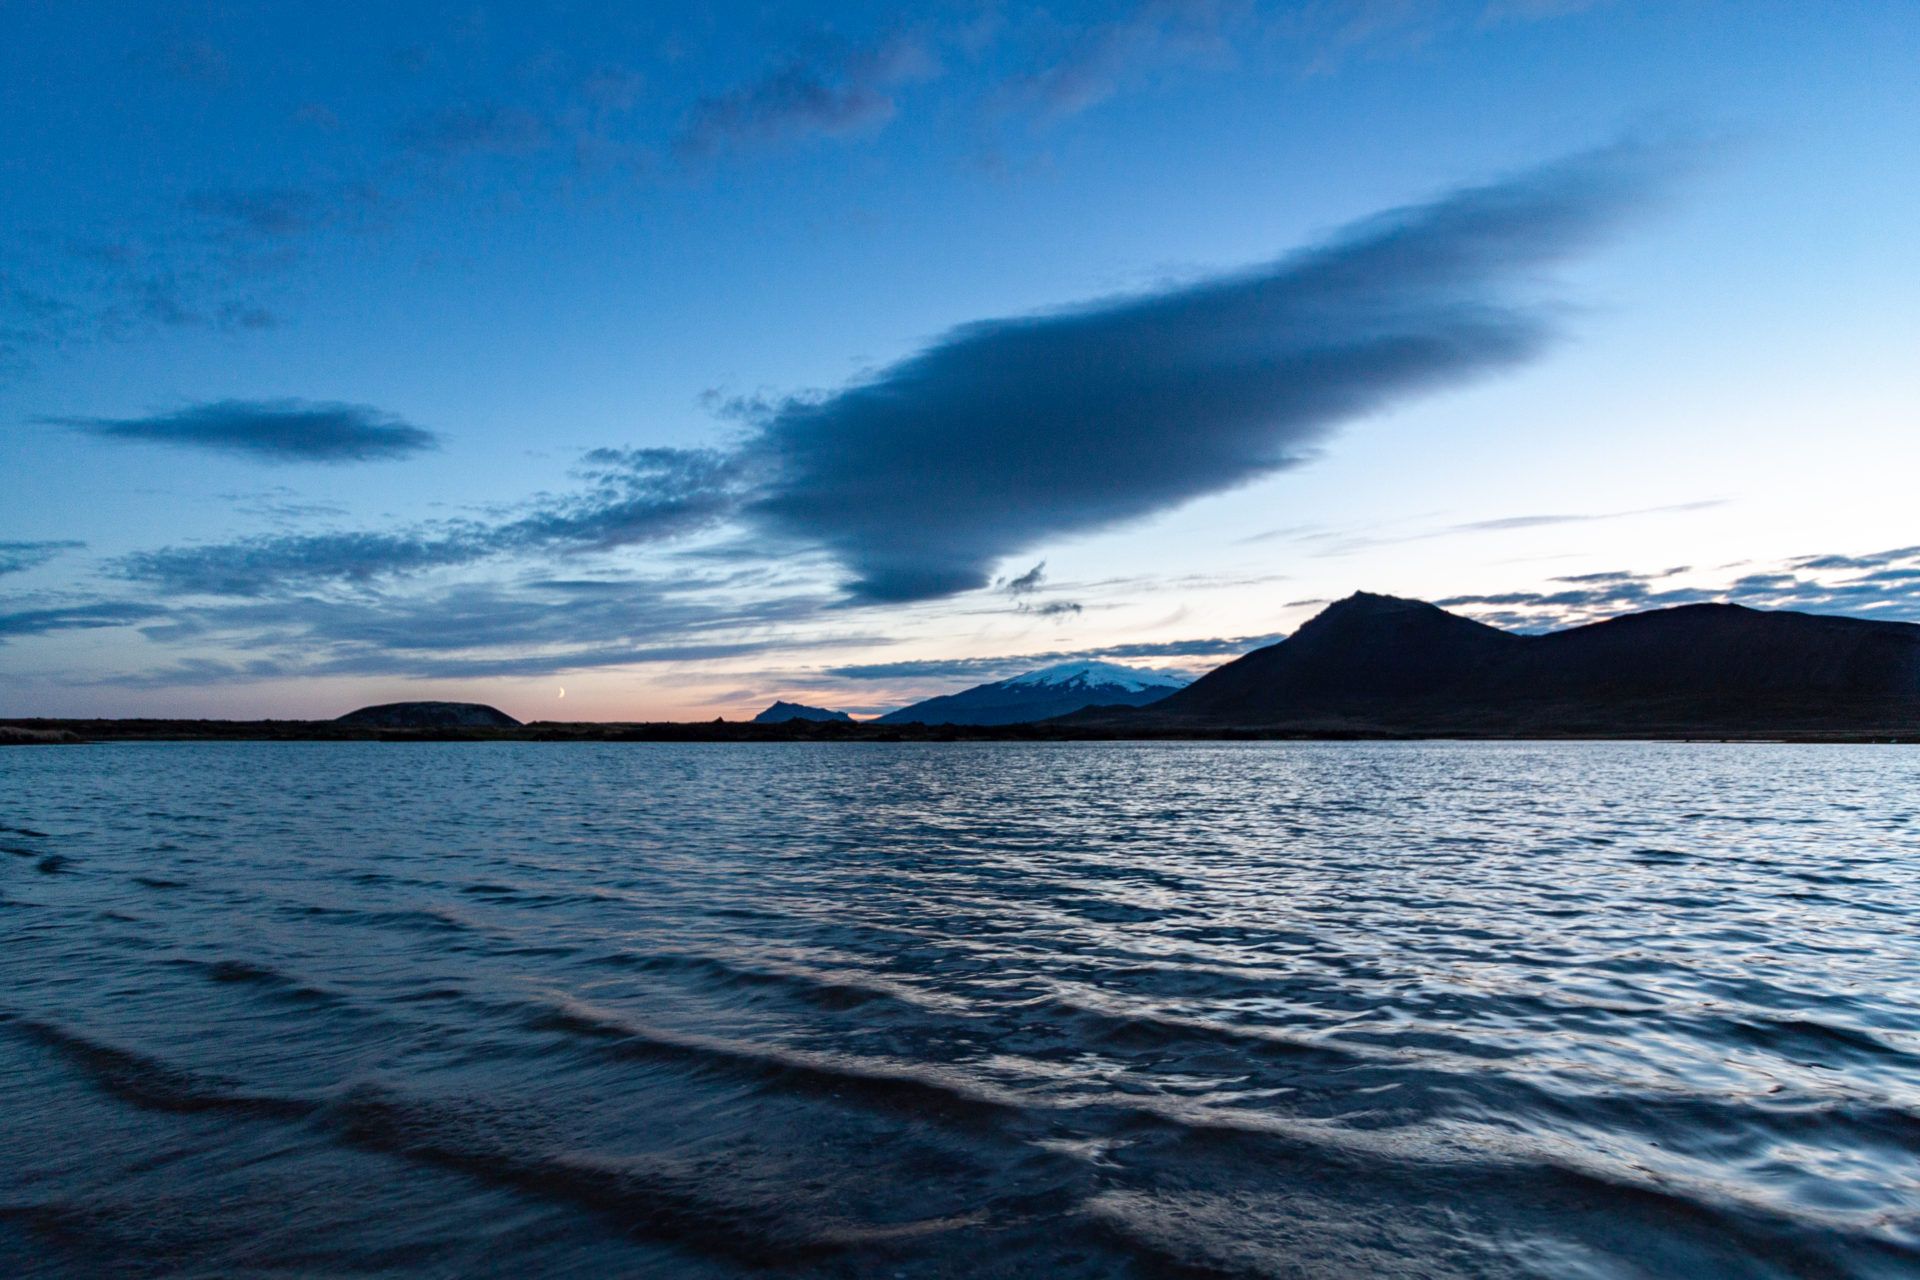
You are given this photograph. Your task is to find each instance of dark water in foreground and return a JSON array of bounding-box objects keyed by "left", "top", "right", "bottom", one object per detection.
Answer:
[{"left": 2, "top": 743, "right": 1918, "bottom": 1279}]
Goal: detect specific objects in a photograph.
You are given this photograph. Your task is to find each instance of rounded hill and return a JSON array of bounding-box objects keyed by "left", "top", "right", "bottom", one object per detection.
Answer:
[{"left": 334, "top": 702, "right": 521, "bottom": 729}]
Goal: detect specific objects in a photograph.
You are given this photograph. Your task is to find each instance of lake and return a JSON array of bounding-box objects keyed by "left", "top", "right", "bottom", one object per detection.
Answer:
[{"left": 2, "top": 741, "right": 1917, "bottom": 1277}]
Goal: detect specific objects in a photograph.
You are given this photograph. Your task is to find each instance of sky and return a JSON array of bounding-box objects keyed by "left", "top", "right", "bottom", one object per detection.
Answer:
[{"left": 2, "top": 0, "right": 1917, "bottom": 722}]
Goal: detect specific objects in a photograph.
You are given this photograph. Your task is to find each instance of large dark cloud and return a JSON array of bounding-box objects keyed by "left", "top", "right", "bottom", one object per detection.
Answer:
[
  {"left": 739, "top": 142, "right": 1690, "bottom": 602},
  {"left": 49, "top": 399, "right": 440, "bottom": 463},
  {"left": 116, "top": 447, "right": 743, "bottom": 595},
  {"left": 91, "top": 145, "right": 1686, "bottom": 603},
  {"left": 0, "top": 6, "right": 1629, "bottom": 382}
]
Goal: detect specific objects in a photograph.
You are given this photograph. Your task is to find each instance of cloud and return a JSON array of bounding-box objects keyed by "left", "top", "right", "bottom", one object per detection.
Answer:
[
  {"left": 39, "top": 242, "right": 283, "bottom": 349},
  {"left": 0, "top": 601, "right": 167, "bottom": 641},
  {"left": 100, "top": 142, "right": 1686, "bottom": 604},
  {"left": 675, "top": 37, "right": 936, "bottom": 158},
  {"left": 1001, "top": 562, "right": 1047, "bottom": 594},
  {"left": 1789, "top": 547, "right": 1920, "bottom": 573},
  {"left": 144, "top": 38, "right": 230, "bottom": 86},
  {"left": 49, "top": 399, "right": 441, "bottom": 464},
  {"left": 1438, "top": 545, "right": 1920, "bottom": 630},
  {"left": 739, "top": 140, "right": 1693, "bottom": 602},
  {"left": 115, "top": 447, "right": 744, "bottom": 595},
  {"left": 0, "top": 541, "right": 84, "bottom": 576},
  {"left": 1010, "top": 0, "right": 1241, "bottom": 120},
  {"left": 401, "top": 103, "right": 552, "bottom": 158},
  {"left": 0, "top": 273, "right": 73, "bottom": 375},
  {"left": 185, "top": 187, "right": 321, "bottom": 239},
  {"left": 87, "top": 576, "right": 856, "bottom": 683},
  {"left": 991, "top": 564, "right": 1085, "bottom": 616},
  {"left": 825, "top": 631, "right": 1287, "bottom": 682},
  {"left": 1444, "top": 500, "right": 1724, "bottom": 535},
  {"left": 1245, "top": 498, "right": 1725, "bottom": 553},
  {"left": 220, "top": 487, "right": 350, "bottom": 525},
  {"left": 119, "top": 530, "right": 480, "bottom": 596},
  {"left": 1480, "top": 0, "right": 1609, "bottom": 23},
  {"left": 1289, "top": 0, "right": 1610, "bottom": 70}
]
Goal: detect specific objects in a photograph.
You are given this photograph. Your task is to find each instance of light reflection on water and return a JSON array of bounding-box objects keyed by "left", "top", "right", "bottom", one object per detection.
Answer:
[{"left": 2, "top": 740, "right": 1917, "bottom": 1277}]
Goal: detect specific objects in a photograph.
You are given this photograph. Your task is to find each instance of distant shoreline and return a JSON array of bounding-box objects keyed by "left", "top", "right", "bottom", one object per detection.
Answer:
[{"left": 5, "top": 719, "right": 1917, "bottom": 745}]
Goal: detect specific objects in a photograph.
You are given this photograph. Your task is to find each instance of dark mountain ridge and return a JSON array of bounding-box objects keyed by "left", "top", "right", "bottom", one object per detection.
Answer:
[
  {"left": 1097, "top": 592, "right": 1920, "bottom": 735},
  {"left": 335, "top": 701, "right": 521, "bottom": 729},
  {"left": 753, "top": 701, "right": 854, "bottom": 723},
  {"left": 877, "top": 661, "right": 1187, "bottom": 726}
]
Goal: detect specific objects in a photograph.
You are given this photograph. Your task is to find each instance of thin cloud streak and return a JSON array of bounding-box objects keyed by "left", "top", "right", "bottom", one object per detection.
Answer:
[
  {"left": 1440, "top": 544, "right": 1920, "bottom": 630},
  {"left": 89, "top": 578, "right": 857, "bottom": 684},
  {"left": 50, "top": 399, "right": 441, "bottom": 464},
  {"left": 1010, "top": 0, "right": 1242, "bottom": 120},
  {"left": 825, "top": 631, "right": 1288, "bottom": 682},
  {"left": 675, "top": 37, "right": 936, "bottom": 159},
  {"left": 0, "top": 601, "right": 168, "bottom": 641},
  {"left": 115, "top": 447, "right": 742, "bottom": 595},
  {"left": 1242, "top": 498, "right": 1727, "bottom": 552},
  {"left": 0, "top": 541, "right": 85, "bottom": 576}
]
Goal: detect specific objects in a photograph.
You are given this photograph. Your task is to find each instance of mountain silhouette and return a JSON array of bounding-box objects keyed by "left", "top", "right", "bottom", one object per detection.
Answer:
[
  {"left": 1092, "top": 592, "right": 1920, "bottom": 735},
  {"left": 335, "top": 701, "right": 521, "bottom": 729},
  {"left": 753, "top": 701, "right": 854, "bottom": 723},
  {"left": 879, "top": 661, "right": 1187, "bottom": 726}
]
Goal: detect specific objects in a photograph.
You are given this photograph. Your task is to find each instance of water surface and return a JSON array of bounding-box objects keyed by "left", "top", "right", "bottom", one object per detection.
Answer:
[{"left": 3, "top": 741, "right": 1917, "bottom": 1277}]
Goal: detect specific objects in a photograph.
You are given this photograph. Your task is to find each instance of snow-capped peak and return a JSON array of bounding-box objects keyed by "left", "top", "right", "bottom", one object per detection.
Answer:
[{"left": 999, "top": 661, "right": 1188, "bottom": 692}]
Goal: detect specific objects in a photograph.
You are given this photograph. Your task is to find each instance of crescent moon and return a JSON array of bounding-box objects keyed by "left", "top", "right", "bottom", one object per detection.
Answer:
[{"left": 557, "top": 687, "right": 566, "bottom": 699}]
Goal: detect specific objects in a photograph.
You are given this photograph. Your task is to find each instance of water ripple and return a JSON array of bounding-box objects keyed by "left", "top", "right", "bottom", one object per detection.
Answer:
[{"left": 2, "top": 740, "right": 1918, "bottom": 1277}]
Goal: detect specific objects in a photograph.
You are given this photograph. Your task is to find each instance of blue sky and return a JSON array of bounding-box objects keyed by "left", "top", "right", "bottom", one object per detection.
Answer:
[{"left": 2, "top": 1, "right": 1917, "bottom": 720}]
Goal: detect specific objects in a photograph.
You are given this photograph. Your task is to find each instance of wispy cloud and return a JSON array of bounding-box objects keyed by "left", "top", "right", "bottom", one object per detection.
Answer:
[
  {"left": 48, "top": 399, "right": 441, "bottom": 464},
  {"left": 89, "top": 577, "right": 854, "bottom": 684},
  {"left": 1439, "top": 544, "right": 1920, "bottom": 630},
  {"left": 1290, "top": 0, "right": 1611, "bottom": 71},
  {"left": 739, "top": 140, "right": 1695, "bottom": 602},
  {"left": 1444, "top": 500, "right": 1724, "bottom": 535},
  {"left": 1001, "top": 561, "right": 1048, "bottom": 595},
  {"left": 825, "top": 631, "right": 1287, "bottom": 682},
  {"left": 1242, "top": 498, "right": 1726, "bottom": 553},
  {"left": 185, "top": 187, "right": 325, "bottom": 240},
  {"left": 400, "top": 103, "right": 553, "bottom": 158},
  {"left": 141, "top": 38, "right": 231, "bottom": 87},
  {"left": 0, "top": 273, "right": 75, "bottom": 375},
  {"left": 114, "top": 447, "right": 743, "bottom": 595},
  {"left": 0, "top": 601, "right": 167, "bottom": 641},
  {"left": 0, "top": 541, "right": 85, "bottom": 576},
  {"left": 675, "top": 36, "right": 936, "bottom": 158},
  {"left": 1009, "top": 0, "right": 1243, "bottom": 120}
]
